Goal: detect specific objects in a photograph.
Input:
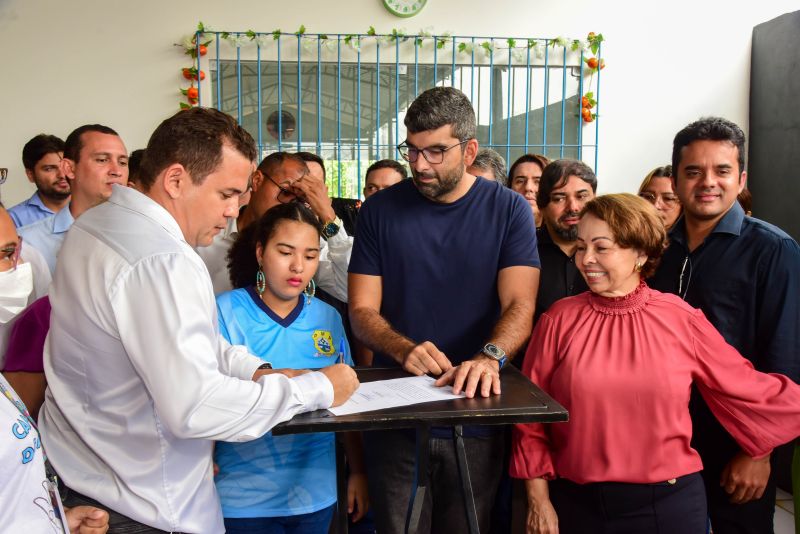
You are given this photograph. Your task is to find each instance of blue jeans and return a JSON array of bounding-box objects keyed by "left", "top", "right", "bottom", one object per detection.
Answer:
[{"left": 223, "top": 504, "right": 335, "bottom": 534}]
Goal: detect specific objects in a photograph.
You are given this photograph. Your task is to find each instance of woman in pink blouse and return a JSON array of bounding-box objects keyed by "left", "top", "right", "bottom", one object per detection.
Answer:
[{"left": 510, "top": 193, "right": 800, "bottom": 534}]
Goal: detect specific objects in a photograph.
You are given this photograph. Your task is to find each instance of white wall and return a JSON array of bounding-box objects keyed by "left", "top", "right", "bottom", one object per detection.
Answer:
[{"left": 0, "top": 0, "right": 796, "bottom": 206}]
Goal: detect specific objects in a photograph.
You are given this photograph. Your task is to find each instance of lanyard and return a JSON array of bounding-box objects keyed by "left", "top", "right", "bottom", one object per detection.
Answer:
[{"left": 0, "top": 376, "right": 38, "bottom": 432}]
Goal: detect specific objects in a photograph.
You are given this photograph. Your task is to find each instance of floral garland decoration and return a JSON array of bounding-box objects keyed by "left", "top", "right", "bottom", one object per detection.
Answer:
[
  {"left": 176, "top": 22, "right": 604, "bottom": 123},
  {"left": 579, "top": 32, "right": 604, "bottom": 123}
]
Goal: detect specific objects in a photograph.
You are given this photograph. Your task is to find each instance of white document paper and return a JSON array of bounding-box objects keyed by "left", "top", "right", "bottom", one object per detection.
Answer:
[{"left": 328, "top": 375, "right": 465, "bottom": 416}]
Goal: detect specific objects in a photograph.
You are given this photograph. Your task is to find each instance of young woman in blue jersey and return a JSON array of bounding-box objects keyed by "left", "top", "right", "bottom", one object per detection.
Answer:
[{"left": 215, "top": 202, "right": 368, "bottom": 533}]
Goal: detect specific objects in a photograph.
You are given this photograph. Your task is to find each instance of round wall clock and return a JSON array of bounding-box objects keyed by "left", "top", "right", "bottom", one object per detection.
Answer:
[{"left": 382, "top": 0, "right": 427, "bottom": 18}]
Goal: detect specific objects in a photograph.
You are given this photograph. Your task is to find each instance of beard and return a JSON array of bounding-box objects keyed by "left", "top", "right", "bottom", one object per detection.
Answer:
[
  {"left": 552, "top": 224, "right": 578, "bottom": 241},
  {"left": 411, "top": 162, "right": 464, "bottom": 201},
  {"left": 550, "top": 210, "right": 580, "bottom": 241},
  {"left": 37, "top": 180, "right": 71, "bottom": 201}
]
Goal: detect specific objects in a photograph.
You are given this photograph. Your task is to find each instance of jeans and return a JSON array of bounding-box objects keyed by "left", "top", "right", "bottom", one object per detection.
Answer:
[
  {"left": 223, "top": 504, "right": 335, "bottom": 534},
  {"left": 363, "top": 428, "right": 505, "bottom": 534}
]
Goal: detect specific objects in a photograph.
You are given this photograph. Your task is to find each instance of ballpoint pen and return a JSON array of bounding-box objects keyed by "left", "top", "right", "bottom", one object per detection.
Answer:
[{"left": 337, "top": 337, "right": 345, "bottom": 364}]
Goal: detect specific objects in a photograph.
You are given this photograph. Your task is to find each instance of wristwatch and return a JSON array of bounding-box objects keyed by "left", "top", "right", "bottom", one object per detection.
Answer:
[
  {"left": 257, "top": 362, "right": 273, "bottom": 370},
  {"left": 481, "top": 343, "right": 507, "bottom": 369},
  {"left": 321, "top": 216, "right": 342, "bottom": 240}
]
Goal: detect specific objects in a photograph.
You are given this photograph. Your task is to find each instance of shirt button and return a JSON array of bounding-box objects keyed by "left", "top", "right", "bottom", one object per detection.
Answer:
[{"left": 667, "top": 478, "right": 677, "bottom": 485}]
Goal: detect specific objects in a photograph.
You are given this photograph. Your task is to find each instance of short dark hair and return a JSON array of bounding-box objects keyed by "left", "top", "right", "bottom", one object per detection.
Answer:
[
  {"left": 22, "top": 134, "right": 65, "bottom": 170},
  {"left": 64, "top": 125, "right": 118, "bottom": 163},
  {"left": 227, "top": 202, "right": 321, "bottom": 289},
  {"left": 404, "top": 87, "right": 476, "bottom": 141},
  {"left": 581, "top": 193, "right": 667, "bottom": 279},
  {"left": 507, "top": 154, "right": 551, "bottom": 189},
  {"left": 138, "top": 108, "right": 257, "bottom": 190},
  {"left": 672, "top": 117, "right": 746, "bottom": 176},
  {"left": 470, "top": 148, "right": 507, "bottom": 185},
  {"left": 296, "top": 151, "right": 326, "bottom": 179},
  {"left": 365, "top": 159, "right": 408, "bottom": 182},
  {"left": 127, "top": 149, "right": 146, "bottom": 184},
  {"left": 536, "top": 159, "right": 597, "bottom": 209},
  {"left": 257, "top": 151, "right": 306, "bottom": 178}
]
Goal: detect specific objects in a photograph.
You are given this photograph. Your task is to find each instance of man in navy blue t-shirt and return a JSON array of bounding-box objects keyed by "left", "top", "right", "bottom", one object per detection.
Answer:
[{"left": 348, "top": 86, "right": 540, "bottom": 534}]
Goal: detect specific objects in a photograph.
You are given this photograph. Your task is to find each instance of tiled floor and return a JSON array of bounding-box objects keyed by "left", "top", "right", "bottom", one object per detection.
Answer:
[{"left": 776, "top": 488, "right": 795, "bottom": 534}]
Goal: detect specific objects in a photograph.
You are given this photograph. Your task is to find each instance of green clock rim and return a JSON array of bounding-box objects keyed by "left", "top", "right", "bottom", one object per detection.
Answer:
[{"left": 382, "top": 0, "right": 427, "bottom": 18}]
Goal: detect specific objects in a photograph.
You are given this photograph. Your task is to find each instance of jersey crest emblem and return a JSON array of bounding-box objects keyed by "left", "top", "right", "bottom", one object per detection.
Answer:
[{"left": 312, "top": 330, "right": 335, "bottom": 356}]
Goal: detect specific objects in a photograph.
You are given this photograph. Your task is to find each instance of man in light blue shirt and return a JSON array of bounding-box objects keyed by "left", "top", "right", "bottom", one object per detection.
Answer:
[
  {"left": 19, "top": 125, "right": 129, "bottom": 274},
  {"left": 17, "top": 206, "right": 74, "bottom": 274},
  {"left": 8, "top": 134, "right": 70, "bottom": 227}
]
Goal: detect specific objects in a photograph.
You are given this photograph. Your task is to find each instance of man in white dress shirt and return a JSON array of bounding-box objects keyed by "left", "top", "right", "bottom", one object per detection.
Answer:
[{"left": 39, "top": 107, "right": 358, "bottom": 533}]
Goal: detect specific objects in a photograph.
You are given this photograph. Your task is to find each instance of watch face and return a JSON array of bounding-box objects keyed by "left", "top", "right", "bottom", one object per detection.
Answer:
[
  {"left": 484, "top": 343, "right": 505, "bottom": 359},
  {"left": 323, "top": 221, "right": 340, "bottom": 238},
  {"left": 382, "top": 0, "right": 427, "bottom": 18}
]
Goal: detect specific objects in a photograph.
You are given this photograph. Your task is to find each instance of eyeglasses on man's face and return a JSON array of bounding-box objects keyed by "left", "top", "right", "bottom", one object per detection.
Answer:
[
  {"left": 639, "top": 191, "right": 680, "bottom": 207},
  {"left": 0, "top": 235, "right": 22, "bottom": 273},
  {"left": 264, "top": 174, "right": 300, "bottom": 204},
  {"left": 397, "top": 140, "right": 469, "bottom": 164}
]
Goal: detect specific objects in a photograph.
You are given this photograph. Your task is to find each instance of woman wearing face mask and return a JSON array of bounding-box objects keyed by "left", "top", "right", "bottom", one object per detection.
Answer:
[
  {"left": 1, "top": 201, "right": 51, "bottom": 419},
  {"left": 0, "top": 203, "right": 109, "bottom": 533},
  {"left": 0, "top": 205, "right": 50, "bottom": 361}
]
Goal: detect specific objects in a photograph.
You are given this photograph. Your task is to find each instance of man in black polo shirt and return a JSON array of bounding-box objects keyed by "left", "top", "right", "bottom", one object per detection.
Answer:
[
  {"left": 651, "top": 117, "right": 800, "bottom": 534},
  {"left": 533, "top": 159, "right": 595, "bottom": 323}
]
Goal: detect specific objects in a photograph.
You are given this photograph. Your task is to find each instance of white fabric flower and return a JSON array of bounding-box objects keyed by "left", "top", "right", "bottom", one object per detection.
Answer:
[
  {"left": 254, "top": 34, "right": 271, "bottom": 48},
  {"left": 226, "top": 34, "right": 249, "bottom": 48},
  {"left": 533, "top": 41, "right": 545, "bottom": 59},
  {"left": 553, "top": 36, "right": 569, "bottom": 48}
]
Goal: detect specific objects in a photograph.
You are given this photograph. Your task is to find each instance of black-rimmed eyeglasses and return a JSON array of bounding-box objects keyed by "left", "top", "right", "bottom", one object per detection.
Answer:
[
  {"left": 265, "top": 174, "right": 300, "bottom": 204},
  {"left": 397, "top": 140, "right": 469, "bottom": 164}
]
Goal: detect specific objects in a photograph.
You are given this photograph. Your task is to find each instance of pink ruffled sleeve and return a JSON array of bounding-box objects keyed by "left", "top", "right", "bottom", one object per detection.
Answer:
[
  {"left": 510, "top": 313, "right": 559, "bottom": 480},
  {"left": 691, "top": 309, "right": 800, "bottom": 459}
]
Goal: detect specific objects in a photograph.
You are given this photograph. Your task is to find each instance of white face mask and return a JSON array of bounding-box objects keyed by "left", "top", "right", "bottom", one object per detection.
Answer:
[{"left": 0, "top": 262, "right": 33, "bottom": 324}]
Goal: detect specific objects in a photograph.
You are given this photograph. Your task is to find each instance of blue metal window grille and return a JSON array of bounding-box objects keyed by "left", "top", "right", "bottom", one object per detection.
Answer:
[{"left": 192, "top": 31, "right": 601, "bottom": 198}]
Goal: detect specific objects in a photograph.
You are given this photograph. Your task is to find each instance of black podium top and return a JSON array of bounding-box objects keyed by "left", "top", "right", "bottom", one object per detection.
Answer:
[{"left": 272, "top": 365, "right": 568, "bottom": 436}]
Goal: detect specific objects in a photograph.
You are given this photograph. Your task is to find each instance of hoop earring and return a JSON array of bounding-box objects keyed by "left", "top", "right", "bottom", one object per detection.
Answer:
[
  {"left": 634, "top": 261, "right": 643, "bottom": 273},
  {"left": 304, "top": 278, "right": 316, "bottom": 304},
  {"left": 256, "top": 266, "right": 266, "bottom": 294}
]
